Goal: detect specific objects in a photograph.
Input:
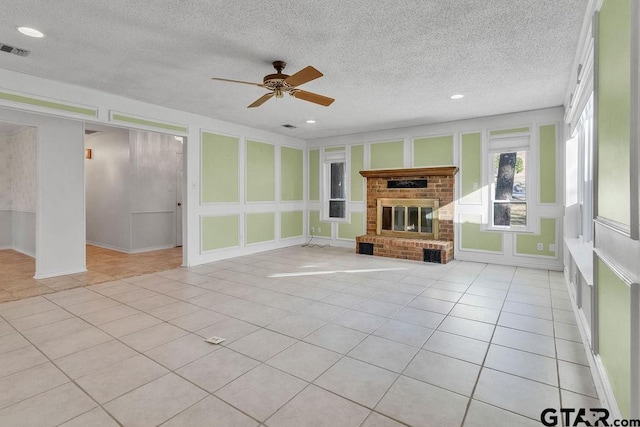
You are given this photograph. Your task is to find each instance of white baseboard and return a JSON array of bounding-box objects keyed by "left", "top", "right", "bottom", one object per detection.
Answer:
[
  {"left": 565, "top": 275, "right": 622, "bottom": 419},
  {"left": 456, "top": 250, "right": 563, "bottom": 271},
  {"left": 593, "top": 355, "right": 623, "bottom": 419},
  {"left": 130, "top": 244, "right": 176, "bottom": 254},
  {"left": 88, "top": 241, "right": 178, "bottom": 255},
  {"left": 86, "top": 241, "right": 131, "bottom": 254},
  {"left": 34, "top": 267, "right": 87, "bottom": 280},
  {"left": 190, "top": 237, "right": 308, "bottom": 266},
  {"left": 9, "top": 246, "right": 35, "bottom": 258}
]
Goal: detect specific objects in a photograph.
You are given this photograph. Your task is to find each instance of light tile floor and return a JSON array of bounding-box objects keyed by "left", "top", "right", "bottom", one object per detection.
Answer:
[{"left": 0, "top": 247, "right": 601, "bottom": 426}]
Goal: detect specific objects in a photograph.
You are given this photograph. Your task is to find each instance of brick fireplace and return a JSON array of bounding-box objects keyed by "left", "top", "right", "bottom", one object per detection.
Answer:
[{"left": 356, "top": 167, "right": 458, "bottom": 263}]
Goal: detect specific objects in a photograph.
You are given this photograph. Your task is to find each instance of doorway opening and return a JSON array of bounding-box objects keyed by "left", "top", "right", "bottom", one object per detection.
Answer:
[{"left": 82, "top": 123, "right": 185, "bottom": 283}]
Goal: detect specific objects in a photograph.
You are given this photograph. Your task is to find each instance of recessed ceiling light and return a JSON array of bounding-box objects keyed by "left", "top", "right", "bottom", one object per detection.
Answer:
[
  {"left": 18, "top": 27, "right": 44, "bottom": 38},
  {"left": 450, "top": 94, "right": 464, "bottom": 100},
  {"left": 306, "top": 120, "right": 316, "bottom": 124}
]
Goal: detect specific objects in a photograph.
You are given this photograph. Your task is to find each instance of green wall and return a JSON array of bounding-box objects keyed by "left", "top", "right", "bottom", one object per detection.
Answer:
[
  {"left": 308, "top": 211, "right": 332, "bottom": 237},
  {"left": 324, "top": 146, "right": 345, "bottom": 152},
  {"left": 539, "top": 125, "right": 557, "bottom": 203},
  {"left": 597, "top": 0, "right": 631, "bottom": 225},
  {"left": 281, "top": 211, "right": 303, "bottom": 238},
  {"left": 281, "top": 146, "right": 303, "bottom": 201},
  {"left": 351, "top": 145, "right": 364, "bottom": 202},
  {"left": 489, "top": 127, "right": 530, "bottom": 136},
  {"left": 201, "top": 215, "right": 239, "bottom": 251},
  {"left": 413, "top": 135, "right": 453, "bottom": 167},
  {"left": 309, "top": 149, "right": 320, "bottom": 201},
  {"left": 338, "top": 212, "right": 365, "bottom": 239},
  {"left": 460, "top": 132, "right": 482, "bottom": 204},
  {"left": 111, "top": 113, "right": 187, "bottom": 133},
  {"left": 201, "top": 132, "right": 239, "bottom": 203},
  {"left": 0, "top": 90, "right": 98, "bottom": 117},
  {"left": 246, "top": 140, "right": 275, "bottom": 202},
  {"left": 246, "top": 212, "right": 275, "bottom": 244},
  {"left": 516, "top": 218, "right": 556, "bottom": 257},
  {"left": 597, "top": 259, "right": 631, "bottom": 417},
  {"left": 370, "top": 141, "right": 404, "bottom": 169},
  {"left": 460, "top": 214, "right": 502, "bottom": 252}
]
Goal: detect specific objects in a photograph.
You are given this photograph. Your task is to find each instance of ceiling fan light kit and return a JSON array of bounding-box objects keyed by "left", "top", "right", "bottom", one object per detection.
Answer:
[{"left": 212, "top": 61, "right": 335, "bottom": 108}]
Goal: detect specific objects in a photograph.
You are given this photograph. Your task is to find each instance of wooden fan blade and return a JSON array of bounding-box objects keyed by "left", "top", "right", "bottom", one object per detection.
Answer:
[
  {"left": 290, "top": 90, "right": 334, "bottom": 106},
  {"left": 211, "top": 77, "right": 265, "bottom": 88},
  {"left": 248, "top": 93, "right": 275, "bottom": 108},
  {"left": 284, "top": 66, "right": 323, "bottom": 87}
]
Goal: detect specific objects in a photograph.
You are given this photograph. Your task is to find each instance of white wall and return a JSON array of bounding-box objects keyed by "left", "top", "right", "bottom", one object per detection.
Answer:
[
  {"left": 10, "top": 127, "right": 37, "bottom": 256},
  {"left": 85, "top": 129, "right": 183, "bottom": 254},
  {"left": 0, "top": 68, "right": 307, "bottom": 268},
  {"left": 0, "top": 109, "right": 86, "bottom": 278},
  {"left": 85, "top": 128, "right": 131, "bottom": 252},
  {"left": 0, "top": 128, "right": 37, "bottom": 255},
  {"left": 130, "top": 130, "right": 182, "bottom": 252},
  {"left": 0, "top": 135, "right": 10, "bottom": 248},
  {"left": 37, "top": 118, "right": 85, "bottom": 278}
]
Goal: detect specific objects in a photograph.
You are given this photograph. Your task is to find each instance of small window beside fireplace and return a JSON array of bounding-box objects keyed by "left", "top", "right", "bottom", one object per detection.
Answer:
[{"left": 376, "top": 198, "right": 439, "bottom": 240}]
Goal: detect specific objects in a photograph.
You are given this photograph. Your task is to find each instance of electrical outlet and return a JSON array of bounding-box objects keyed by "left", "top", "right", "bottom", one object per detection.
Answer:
[
  {"left": 311, "top": 227, "right": 315, "bottom": 233},
  {"left": 537, "top": 243, "right": 543, "bottom": 251},
  {"left": 472, "top": 182, "right": 478, "bottom": 190},
  {"left": 549, "top": 243, "right": 556, "bottom": 252}
]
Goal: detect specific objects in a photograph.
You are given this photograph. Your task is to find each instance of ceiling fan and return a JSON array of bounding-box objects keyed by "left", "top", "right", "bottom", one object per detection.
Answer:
[{"left": 211, "top": 61, "right": 335, "bottom": 108}]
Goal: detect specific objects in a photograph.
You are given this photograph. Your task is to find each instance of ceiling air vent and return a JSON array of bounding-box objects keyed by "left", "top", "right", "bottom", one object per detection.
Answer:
[
  {"left": 281, "top": 124, "right": 297, "bottom": 129},
  {"left": 0, "top": 43, "right": 30, "bottom": 57}
]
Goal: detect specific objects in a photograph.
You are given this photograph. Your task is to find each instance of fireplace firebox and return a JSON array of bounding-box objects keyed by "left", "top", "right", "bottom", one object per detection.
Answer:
[{"left": 377, "top": 198, "right": 439, "bottom": 240}]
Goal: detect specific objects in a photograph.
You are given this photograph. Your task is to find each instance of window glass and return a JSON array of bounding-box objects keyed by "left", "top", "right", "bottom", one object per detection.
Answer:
[
  {"left": 393, "top": 206, "right": 405, "bottom": 231},
  {"left": 329, "top": 200, "right": 345, "bottom": 218},
  {"left": 323, "top": 153, "right": 347, "bottom": 221},
  {"left": 492, "top": 150, "right": 527, "bottom": 227},
  {"left": 381, "top": 206, "right": 392, "bottom": 230},
  {"left": 330, "top": 163, "right": 345, "bottom": 199},
  {"left": 421, "top": 207, "right": 433, "bottom": 233},
  {"left": 407, "top": 207, "right": 419, "bottom": 232}
]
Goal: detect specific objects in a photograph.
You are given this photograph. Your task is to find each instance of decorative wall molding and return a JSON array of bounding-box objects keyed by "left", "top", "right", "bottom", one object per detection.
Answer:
[
  {"left": 0, "top": 88, "right": 98, "bottom": 118},
  {"left": 109, "top": 111, "right": 188, "bottom": 134}
]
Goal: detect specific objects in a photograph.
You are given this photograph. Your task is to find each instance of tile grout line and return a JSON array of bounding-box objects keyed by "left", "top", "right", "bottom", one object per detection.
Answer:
[
  {"left": 0, "top": 252, "right": 590, "bottom": 427},
  {"left": 459, "top": 263, "right": 515, "bottom": 427},
  {"left": 0, "top": 309, "right": 125, "bottom": 427}
]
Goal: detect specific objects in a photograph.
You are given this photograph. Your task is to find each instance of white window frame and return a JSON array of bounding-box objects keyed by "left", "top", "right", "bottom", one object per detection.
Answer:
[
  {"left": 486, "top": 135, "right": 534, "bottom": 232},
  {"left": 322, "top": 150, "right": 349, "bottom": 222},
  {"left": 576, "top": 94, "right": 594, "bottom": 243}
]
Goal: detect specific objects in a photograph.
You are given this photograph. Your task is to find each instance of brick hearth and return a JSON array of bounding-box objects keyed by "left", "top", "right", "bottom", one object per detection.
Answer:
[{"left": 356, "top": 167, "right": 458, "bottom": 263}]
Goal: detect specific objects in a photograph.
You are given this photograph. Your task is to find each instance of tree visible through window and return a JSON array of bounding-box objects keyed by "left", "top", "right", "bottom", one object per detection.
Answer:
[
  {"left": 492, "top": 151, "right": 527, "bottom": 227},
  {"left": 329, "top": 162, "right": 346, "bottom": 218}
]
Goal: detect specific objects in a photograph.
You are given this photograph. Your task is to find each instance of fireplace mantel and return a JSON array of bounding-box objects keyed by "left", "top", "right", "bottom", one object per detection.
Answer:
[{"left": 360, "top": 167, "right": 459, "bottom": 179}]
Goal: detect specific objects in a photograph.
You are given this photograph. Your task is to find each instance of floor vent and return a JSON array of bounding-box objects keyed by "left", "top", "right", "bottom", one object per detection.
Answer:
[
  {"left": 359, "top": 242, "right": 374, "bottom": 255},
  {"left": 0, "top": 43, "right": 30, "bottom": 57},
  {"left": 423, "top": 248, "right": 442, "bottom": 263}
]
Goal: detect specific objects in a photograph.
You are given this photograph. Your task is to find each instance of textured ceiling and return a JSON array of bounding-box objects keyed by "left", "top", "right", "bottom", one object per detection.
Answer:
[{"left": 0, "top": 0, "right": 586, "bottom": 139}]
